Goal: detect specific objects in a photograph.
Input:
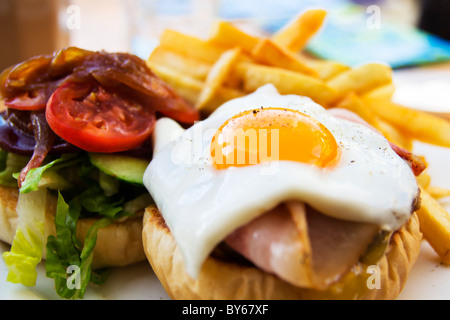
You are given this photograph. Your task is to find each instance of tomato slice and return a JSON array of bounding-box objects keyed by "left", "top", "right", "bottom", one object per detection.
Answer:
[
  {"left": 46, "top": 80, "right": 155, "bottom": 153},
  {"left": 4, "top": 89, "right": 49, "bottom": 110}
]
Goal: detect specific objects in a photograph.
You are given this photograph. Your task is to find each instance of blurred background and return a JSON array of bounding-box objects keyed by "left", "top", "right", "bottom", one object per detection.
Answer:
[{"left": 1, "top": 0, "right": 450, "bottom": 69}]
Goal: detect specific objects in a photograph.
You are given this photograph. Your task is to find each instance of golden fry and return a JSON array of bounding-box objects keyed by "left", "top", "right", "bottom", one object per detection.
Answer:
[
  {"left": 327, "top": 63, "right": 393, "bottom": 102},
  {"left": 272, "top": 9, "right": 327, "bottom": 52},
  {"left": 416, "top": 171, "right": 431, "bottom": 189},
  {"left": 334, "top": 92, "right": 413, "bottom": 150},
  {"left": 427, "top": 187, "right": 450, "bottom": 200},
  {"left": 335, "top": 92, "right": 378, "bottom": 125},
  {"left": 251, "top": 39, "right": 318, "bottom": 77},
  {"left": 149, "top": 63, "right": 204, "bottom": 105},
  {"left": 150, "top": 63, "right": 243, "bottom": 111},
  {"left": 235, "top": 62, "right": 337, "bottom": 106},
  {"left": 209, "top": 21, "right": 260, "bottom": 54},
  {"left": 364, "top": 99, "right": 450, "bottom": 148},
  {"left": 149, "top": 47, "right": 212, "bottom": 81},
  {"left": 417, "top": 186, "right": 450, "bottom": 264},
  {"left": 361, "top": 82, "right": 396, "bottom": 101},
  {"left": 301, "top": 57, "right": 350, "bottom": 81},
  {"left": 196, "top": 47, "right": 242, "bottom": 113},
  {"left": 159, "top": 29, "right": 226, "bottom": 63}
]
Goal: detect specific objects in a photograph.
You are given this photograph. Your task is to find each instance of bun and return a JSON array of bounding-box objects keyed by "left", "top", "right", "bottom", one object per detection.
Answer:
[
  {"left": 142, "top": 205, "right": 422, "bottom": 300},
  {"left": 0, "top": 186, "right": 146, "bottom": 269}
]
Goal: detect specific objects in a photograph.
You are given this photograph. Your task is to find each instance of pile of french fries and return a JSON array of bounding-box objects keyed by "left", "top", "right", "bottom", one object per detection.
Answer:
[{"left": 146, "top": 9, "right": 450, "bottom": 264}]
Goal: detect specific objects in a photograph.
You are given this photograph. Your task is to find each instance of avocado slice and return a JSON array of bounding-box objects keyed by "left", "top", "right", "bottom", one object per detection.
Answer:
[{"left": 88, "top": 153, "right": 150, "bottom": 185}]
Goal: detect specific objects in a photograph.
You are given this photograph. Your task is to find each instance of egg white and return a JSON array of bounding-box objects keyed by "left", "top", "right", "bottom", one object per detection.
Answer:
[{"left": 144, "top": 84, "right": 419, "bottom": 278}]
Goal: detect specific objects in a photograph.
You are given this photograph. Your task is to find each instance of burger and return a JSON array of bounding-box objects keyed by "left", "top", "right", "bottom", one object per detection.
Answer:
[
  {"left": 141, "top": 84, "right": 424, "bottom": 300},
  {"left": 0, "top": 47, "right": 198, "bottom": 299}
]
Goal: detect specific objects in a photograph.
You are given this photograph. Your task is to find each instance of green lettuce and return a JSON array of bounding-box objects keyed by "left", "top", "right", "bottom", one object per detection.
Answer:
[
  {"left": 2, "top": 188, "right": 48, "bottom": 286},
  {"left": 18, "top": 154, "right": 82, "bottom": 194},
  {"left": 46, "top": 193, "right": 111, "bottom": 299}
]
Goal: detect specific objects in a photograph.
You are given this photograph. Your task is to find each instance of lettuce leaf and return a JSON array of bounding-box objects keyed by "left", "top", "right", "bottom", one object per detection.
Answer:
[
  {"left": 2, "top": 188, "right": 48, "bottom": 286},
  {"left": 18, "top": 154, "right": 82, "bottom": 194},
  {"left": 46, "top": 193, "right": 111, "bottom": 299}
]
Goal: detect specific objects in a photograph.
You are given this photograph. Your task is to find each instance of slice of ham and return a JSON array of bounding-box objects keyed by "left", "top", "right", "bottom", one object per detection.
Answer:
[
  {"left": 225, "top": 202, "right": 379, "bottom": 290},
  {"left": 305, "top": 206, "right": 379, "bottom": 288},
  {"left": 225, "top": 202, "right": 314, "bottom": 288}
]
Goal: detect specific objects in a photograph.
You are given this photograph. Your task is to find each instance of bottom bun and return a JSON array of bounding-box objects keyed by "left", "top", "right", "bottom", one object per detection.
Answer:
[
  {"left": 0, "top": 186, "right": 146, "bottom": 269},
  {"left": 142, "top": 205, "right": 422, "bottom": 300}
]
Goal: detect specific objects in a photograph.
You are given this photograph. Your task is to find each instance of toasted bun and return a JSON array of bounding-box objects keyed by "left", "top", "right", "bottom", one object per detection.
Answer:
[
  {"left": 0, "top": 186, "right": 146, "bottom": 269},
  {"left": 142, "top": 205, "right": 422, "bottom": 300}
]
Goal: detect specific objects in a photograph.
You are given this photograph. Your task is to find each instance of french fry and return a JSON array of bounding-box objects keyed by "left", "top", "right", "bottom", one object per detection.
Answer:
[
  {"left": 235, "top": 62, "right": 337, "bottom": 106},
  {"left": 159, "top": 29, "right": 226, "bottom": 63},
  {"left": 196, "top": 47, "right": 242, "bottom": 113},
  {"left": 361, "top": 82, "right": 396, "bottom": 101},
  {"left": 364, "top": 99, "right": 450, "bottom": 148},
  {"left": 272, "top": 9, "right": 327, "bottom": 52},
  {"left": 416, "top": 171, "right": 431, "bottom": 189},
  {"left": 427, "top": 187, "right": 450, "bottom": 200},
  {"left": 150, "top": 63, "right": 204, "bottom": 105},
  {"left": 149, "top": 46, "right": 212, "bottom": 81},
  {"left": 417, "top": 186, "right": 450, "bottom": 264},
  {"left": 251, "top": 38, "right": 318, "bottom": 77},
  {"left": 326, "top": 63, "right": 393, "bottom": 102},
  {"left": 335, "top": 92, "right": 378, "bottom": 125},
  {"left": 300, "top": 57, "right": 350, "bottom": 80},
  {"left": 209, "top": 21, "right": 261, "bottom": 54},
  {"left": 334, "top": 92, "right": 413, "bottom": 150},
  {"left": 150, "top": 63, "right": 244, "bottom": 111}
]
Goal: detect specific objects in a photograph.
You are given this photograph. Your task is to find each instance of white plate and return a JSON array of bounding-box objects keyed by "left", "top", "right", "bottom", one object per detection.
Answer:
[{"left": 1, "top": 70, "right": 450, "bottom": 300}]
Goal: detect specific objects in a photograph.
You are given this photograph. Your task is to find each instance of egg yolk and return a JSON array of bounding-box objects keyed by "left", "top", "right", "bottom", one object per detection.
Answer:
[{"left": 211, "top": 108, "right": 340, "bottom": 170}]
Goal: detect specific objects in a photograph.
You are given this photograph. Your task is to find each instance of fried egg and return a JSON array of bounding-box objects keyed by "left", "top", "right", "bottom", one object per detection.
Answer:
[{"left": 144, "top": 84, "right": 419, "bottom": 278}]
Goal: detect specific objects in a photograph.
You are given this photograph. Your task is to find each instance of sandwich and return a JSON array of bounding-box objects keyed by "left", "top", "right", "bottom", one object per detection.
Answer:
[
  {"left": 0, "top": 47, "right": 198, "bottom": 299},
  {"left": 142, "top": 84, "right": 424, "bottom": 300}
]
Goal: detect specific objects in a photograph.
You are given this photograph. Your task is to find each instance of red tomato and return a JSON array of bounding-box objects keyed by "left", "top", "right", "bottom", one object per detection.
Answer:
[
  {"left": 4, "top": 89, "right": 48, "bottom": 110},
  {"left": 46, "top": 80, "right": 155, "bottom": 153}
]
